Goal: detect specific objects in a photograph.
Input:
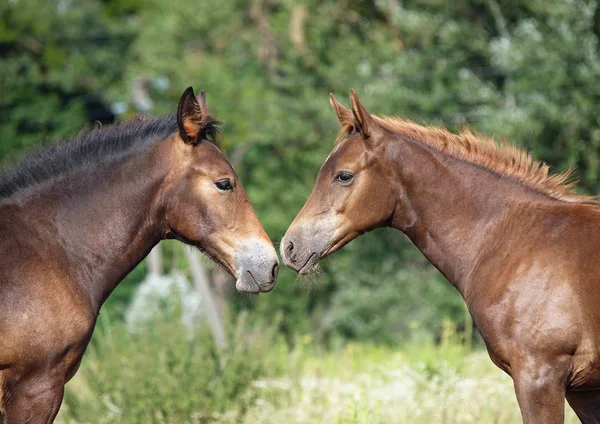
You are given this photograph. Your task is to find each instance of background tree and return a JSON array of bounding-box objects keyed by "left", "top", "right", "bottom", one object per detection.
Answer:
[{"left": 2, "top": 0, "right": 600, "bottom": 345}]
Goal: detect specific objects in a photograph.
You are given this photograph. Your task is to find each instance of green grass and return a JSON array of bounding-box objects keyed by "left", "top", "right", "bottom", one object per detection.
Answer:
[
  {"left": 56, "top": 316, "right": 580, "bottom": 424},
  {"left": 237, "top": 342, "right": 580, "bottom": 424}
]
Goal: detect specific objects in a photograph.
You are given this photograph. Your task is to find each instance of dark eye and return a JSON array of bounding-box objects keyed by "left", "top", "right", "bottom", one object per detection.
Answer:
[
  {"left": 215, "top": 179, "right": 233, "bottom": 192},
  {"left": 335, "top": 171, "right": 354, "bottom": 184}
]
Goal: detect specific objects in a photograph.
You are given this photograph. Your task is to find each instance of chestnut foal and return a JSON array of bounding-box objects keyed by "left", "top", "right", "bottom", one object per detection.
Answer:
[
  {"left": 0, "top": 87, "right": 278, "bottom": 423},
  {"left": 283, "top": 90, "right": 600, "bottom": 423}
]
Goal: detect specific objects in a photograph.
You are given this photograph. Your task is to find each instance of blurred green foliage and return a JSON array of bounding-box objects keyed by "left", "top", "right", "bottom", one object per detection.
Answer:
[
  {"left": 60, "top": 310, "right": 288, "bottom": 423},
  {"left": 0, "top": 0, "right": 135, "bottom": 162},
  {"left": 2, "top": 0, "right": 600, "bottom": 345}
]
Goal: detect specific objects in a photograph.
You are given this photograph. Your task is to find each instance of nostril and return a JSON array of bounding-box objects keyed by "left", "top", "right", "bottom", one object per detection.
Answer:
[
  {"left": 286, "top": 241, "right": 294, "bottom": 256},
  {"left": 271, "top": 263, "right": 279, "bottom": 280}
]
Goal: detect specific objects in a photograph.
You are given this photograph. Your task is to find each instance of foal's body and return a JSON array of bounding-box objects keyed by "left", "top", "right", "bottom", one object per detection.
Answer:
[
  {"left": 282, "top": 91, "right": 600, "bottom": 422},
  {"left": 0, "top": 147, "right": 168, "bottom": 420},
  {"left": 391, "top": 146, "right": 600, "bottom": 420},
  {"left": 0, "top": 88, "right": 278, "bottom": 423}
]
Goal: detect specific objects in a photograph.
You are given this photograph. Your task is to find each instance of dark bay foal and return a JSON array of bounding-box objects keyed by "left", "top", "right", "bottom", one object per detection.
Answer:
[
  {"left": 282, "top": 90, "right": 600, "bottom": 423},
  {"left": 0, "top": 87, "right": 278, "bottom": 423}
]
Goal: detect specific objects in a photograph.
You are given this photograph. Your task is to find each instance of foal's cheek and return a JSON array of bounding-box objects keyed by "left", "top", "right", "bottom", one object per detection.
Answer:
[{"left": 192, "top": 177, "right": 214, "bottom": 198}]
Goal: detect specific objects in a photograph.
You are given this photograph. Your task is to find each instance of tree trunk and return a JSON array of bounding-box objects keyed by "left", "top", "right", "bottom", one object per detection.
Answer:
[
  {"left": 184, "top": 248, "right": 228, "bottom": 350},
  {"left": 147, "top": 245, "right": 163, "bottom": 276}
]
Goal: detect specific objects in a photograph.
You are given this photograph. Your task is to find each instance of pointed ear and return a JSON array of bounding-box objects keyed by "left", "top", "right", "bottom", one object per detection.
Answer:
[
  {"left": 329, "top": 93, "right": 353, "bottom": 127},
  {"left": 349, "top": 89, "right": 378, "bottom": 139},
  {"left": 177, "top": 87, "right": 202, "bottom": 144},
  {"left": 196, "top": 89, "right": 209, "bottom": 116},
  {"left": 177, "top": 87, "right": 220, "bottom": 144}
]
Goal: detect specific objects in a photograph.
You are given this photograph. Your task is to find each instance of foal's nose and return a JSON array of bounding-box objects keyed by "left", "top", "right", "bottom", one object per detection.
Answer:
[
  {"left": 285, "top": 240, "right": 295, "bottom": 261},
  {"left": 257, "top": 260, "right": 279, "bottom": 293}
]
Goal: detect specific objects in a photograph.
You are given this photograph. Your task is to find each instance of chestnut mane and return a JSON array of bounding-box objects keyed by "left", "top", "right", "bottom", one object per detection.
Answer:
[{"left": 342, "top": 115, "right": 597, "bottom": 204}]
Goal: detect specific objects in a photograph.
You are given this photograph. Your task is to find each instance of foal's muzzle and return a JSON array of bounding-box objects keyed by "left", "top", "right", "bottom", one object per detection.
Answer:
[
  {"left": 280, "top": 229, "right": 323, "bottom": 275},
  {"left": 235, "top": 238, "right": 279, "bottom": 293}
]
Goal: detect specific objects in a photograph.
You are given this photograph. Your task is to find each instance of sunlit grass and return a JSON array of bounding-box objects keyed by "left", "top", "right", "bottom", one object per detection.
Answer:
[
  {"left": 56, "top": 316, "right": 580, "bottom": 424},
  {"left": 235, "top": 342, "right": 580, "bottom": 424}
]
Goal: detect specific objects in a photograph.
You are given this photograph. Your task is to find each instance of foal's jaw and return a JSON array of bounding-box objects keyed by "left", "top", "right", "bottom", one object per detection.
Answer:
[{"left": 321, "top": 228, "right": 362, "bottom": 258}]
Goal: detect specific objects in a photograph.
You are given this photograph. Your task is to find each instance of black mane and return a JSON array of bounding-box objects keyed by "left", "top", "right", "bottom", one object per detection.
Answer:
[{"left": 0, "top": 115, "right": 180, "bottom": 200}]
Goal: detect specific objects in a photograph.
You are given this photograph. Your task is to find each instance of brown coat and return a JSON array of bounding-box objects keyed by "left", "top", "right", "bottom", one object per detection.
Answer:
[
  {"left": 283, "top": 90, "right": 600, "bottom": 423},
  {"left": 0, "top": 88, "right": 278, "bottom": 423}
]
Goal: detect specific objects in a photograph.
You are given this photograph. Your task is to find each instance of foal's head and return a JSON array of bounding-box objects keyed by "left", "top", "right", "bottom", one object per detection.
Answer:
[
  {"left": 162, "top": 87, "right": 278, "bottom": 293},
  {"left": 282, "top": 90, "right": 397, "bottom": 274}
]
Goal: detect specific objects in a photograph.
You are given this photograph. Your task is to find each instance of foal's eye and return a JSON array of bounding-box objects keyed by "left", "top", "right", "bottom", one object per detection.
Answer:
[
  {"left": 335, "top": 171, "right": 354, "bottom": 184},
  {"left": 215, "top": 179, "right": 233, "bottom": 192}
]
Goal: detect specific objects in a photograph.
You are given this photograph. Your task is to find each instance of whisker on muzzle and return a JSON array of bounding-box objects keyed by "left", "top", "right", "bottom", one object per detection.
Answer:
[
  {"left": 274, "top": 237, "right": 284, "bottom": 259},
  {"left": 296, "top": 266, "right": 326, "bottom": 292},
  {"left": 234, "top": 291, "right": 259, "bottom": 303}
]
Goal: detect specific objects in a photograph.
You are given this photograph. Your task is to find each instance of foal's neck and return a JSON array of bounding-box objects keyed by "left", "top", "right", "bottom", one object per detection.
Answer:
[
  {"left": 24, "top": 140, "right": 171, "bottom": 312},
  {"left": 386, "top": 136, "right": 546, "bottom": 293}
]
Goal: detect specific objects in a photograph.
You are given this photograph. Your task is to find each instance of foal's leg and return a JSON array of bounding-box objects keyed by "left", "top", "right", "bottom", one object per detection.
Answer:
[
  {"left": 512, "top": 361, "right": 568, "bottom": 424},
  {"left": 3, "top": 380, "right": 64, "bottom": 424},
  {"left": 566, "top": 390, "right": 600, "bottom": 424}
]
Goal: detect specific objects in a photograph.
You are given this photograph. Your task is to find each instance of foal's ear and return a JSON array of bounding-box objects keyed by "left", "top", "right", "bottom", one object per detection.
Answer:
[
  {"left": 349, "top": 89, "right": 378, "bottom": 140},
  {"left": 330, "top": 93, "right": 354, "bottom": 127},
  {"left": 177, "top": 87, "right": 219, "bottom": 144}
]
